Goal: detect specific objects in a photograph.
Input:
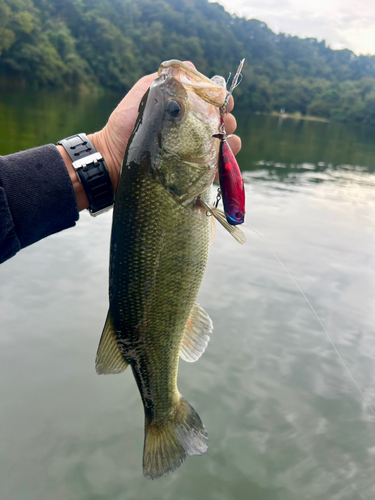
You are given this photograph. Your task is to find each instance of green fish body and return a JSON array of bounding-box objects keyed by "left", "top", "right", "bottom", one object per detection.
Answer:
[{"left": 96, "top": 61, "right": 228, "bottom": 479}]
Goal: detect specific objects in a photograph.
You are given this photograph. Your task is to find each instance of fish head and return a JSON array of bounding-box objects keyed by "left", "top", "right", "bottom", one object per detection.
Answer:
[
  {"left": 157, "top": 60, "right": 226, "bottom": 160},
  {"left": 127, "top": 61, "right": 227, "bottom": 202}
]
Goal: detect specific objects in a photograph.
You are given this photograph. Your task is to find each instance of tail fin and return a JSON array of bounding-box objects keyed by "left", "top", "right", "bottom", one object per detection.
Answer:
[{"left": 143, "top": 396, "right": 208, "bottom": 480}]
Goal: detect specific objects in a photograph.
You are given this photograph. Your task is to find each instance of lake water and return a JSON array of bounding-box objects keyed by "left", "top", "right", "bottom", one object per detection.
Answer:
[{"left": 1, "top": 90, "right": 375, "bottom": 500}]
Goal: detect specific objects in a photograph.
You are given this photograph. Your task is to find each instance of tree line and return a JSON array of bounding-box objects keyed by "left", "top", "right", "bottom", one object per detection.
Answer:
[{"left": 1, "top": 0, "right": 375, "bottom": 125}]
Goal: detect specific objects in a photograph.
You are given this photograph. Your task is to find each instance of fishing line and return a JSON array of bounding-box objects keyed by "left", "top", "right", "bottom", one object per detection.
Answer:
[
  {"left": 215, "top": 60, "right": 374, "bottom": 416},
  {"left": 247, "top": 226, "right": 375, "bottom": 418}
]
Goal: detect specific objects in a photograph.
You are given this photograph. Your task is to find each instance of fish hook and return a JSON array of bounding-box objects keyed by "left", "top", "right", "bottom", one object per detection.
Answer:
[{"left": 220, "top": 58, "right": 245, "bottom": 119}]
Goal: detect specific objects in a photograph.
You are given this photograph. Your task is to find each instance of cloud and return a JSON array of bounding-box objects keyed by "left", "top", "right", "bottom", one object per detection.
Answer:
[{"left": 210, "top": 0, "right": 375, "bottom": 55}]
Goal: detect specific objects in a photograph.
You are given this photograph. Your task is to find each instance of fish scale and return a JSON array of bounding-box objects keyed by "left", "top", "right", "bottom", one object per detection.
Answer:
[{"left": 111, "top": 168, "right": 211, "bottom": 419}]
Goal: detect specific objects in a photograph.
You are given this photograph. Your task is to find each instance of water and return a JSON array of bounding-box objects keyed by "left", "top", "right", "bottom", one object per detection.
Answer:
[{"left": 1, "top": 90, "right": 375, "bottom": 500}]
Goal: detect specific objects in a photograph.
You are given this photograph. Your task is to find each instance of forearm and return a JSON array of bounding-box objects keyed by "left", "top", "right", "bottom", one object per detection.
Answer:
[
  {"left": 56, "top": 144, "right": 89, "bottom": 212},
  {"left": 0, "top": 145, "right": 79, "bottom": 263}
]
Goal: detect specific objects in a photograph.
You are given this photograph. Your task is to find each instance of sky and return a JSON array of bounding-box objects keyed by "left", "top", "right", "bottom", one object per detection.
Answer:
[{"left": 209, "top": 0, "right": 375, "bottom": 56}]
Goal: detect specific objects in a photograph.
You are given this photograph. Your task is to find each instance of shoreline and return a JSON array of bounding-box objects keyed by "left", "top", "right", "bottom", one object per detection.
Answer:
[{"left": 269, "top": 111, "right": 330, "bottom": 123}]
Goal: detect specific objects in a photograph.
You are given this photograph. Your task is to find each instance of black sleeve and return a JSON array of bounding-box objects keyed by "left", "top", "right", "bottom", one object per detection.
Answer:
[{"left": 0, "top": 144, "right": 79, "bottom": 264}]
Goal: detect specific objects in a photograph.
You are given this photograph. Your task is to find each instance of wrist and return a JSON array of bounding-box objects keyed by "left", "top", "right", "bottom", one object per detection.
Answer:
[
  {"left": 57, "top": 144, "right": 89, "bottom": 211},
  {"left": 57, "top": 132, "right": 115, "bottom": 214}
]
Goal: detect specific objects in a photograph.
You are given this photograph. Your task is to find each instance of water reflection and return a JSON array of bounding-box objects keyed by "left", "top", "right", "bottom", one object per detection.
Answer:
[
  {"left": 236, "top": 113, "right": 375, "bottom": 176},
  {"left": 0, "top": 88, "right": 121, "bottom": 155},
  {"left": 1, "top": 91, "right": 375, "bottom": 500}
]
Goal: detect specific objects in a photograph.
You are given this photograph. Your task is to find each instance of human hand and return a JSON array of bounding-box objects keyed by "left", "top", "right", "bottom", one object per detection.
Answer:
[
  {"left": 89, "top": 62, "right": 241, "bottom": 193},
  {"left": 88, "top": 72, "right": 157, "bottom": 193}
]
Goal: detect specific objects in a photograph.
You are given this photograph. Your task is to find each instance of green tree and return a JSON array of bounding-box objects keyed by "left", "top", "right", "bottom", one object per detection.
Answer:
[{"left": 0, "top": 0, "right": 374, "bottom": 124}]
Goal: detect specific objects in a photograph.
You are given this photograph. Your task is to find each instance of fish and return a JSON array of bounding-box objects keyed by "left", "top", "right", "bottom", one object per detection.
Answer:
[{"left": 95, "top": 60, "right": 244, "bottom": 480}]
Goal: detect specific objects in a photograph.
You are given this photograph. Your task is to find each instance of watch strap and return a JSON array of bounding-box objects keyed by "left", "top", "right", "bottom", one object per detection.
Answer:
[
  {"left": 57, "top": 133, "right": 114, "bottom": 216},
  {"left": 57, "top": 133, "right": 95, "bottom": 162}
]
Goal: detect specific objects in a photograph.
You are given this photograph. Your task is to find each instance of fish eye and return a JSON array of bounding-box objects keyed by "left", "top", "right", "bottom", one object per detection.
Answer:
[{"left": 166, "top": 99, "right": 182, "bottom": 118}]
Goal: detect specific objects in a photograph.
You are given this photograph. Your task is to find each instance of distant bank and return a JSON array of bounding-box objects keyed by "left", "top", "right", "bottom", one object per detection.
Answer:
[
  {"left": 269, "top": 112, "right": 330, "bottom": 123},
  {"left": 0, "top": 0, "right": 374, "bottom": 125}
]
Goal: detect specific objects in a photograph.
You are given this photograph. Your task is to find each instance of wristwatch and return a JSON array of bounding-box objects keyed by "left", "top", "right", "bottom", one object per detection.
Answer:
[{"left": 57, "top": 133, "right": 114, "bottom": 216}]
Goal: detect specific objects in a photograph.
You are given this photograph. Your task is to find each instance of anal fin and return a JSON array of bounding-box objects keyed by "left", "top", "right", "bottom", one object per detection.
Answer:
[
  {"left": 96, "top": 311, "right": 128, "bottom": 374},
  {"left": 180, "top": 302, "right": 213, "bottom": 363}
]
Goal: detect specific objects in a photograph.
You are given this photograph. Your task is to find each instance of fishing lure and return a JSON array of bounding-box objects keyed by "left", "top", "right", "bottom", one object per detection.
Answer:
[
  {"left": 216, "top": 59, "right": 246, "bottom": 226},
  {"left": 214, "top": 133, "right": 245, "bottom": 225}
]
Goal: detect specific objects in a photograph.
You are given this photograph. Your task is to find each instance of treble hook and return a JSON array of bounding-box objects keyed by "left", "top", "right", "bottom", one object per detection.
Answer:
[
  {"left": 221, "top": 59, "right": 245, "bottom": 118},
  {"left": 214, "top": 188, "right": 222, "bottom": 208}
]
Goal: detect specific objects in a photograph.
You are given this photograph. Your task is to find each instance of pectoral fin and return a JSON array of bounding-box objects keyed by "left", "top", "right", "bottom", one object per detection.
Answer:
[
  {"left": 180, "top": 302, "right": 213, "bottom": 362},
  {"left": 199, "top": 199, "right": 246, "bottom": 245},
  {"left": 210, "top": 214, "right": 216, "bottom": 245},
  {"left": 96, "top": 311, "right": 128, "bottom": 374}
]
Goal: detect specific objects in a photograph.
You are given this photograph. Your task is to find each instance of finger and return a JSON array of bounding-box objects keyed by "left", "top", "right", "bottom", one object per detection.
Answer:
[
  {"left": 139, "top": 72, "right": 158, "bottom": 88},
  {"left": 226, "top": 95, "right": 234, "bottom": 113},
  {"left": 227, "top": 135, "right": 242, "bottom": 156},
  {"left": 126, "top": 72, "right": 157, "bottom": 104},
  {"left": 223, "top": 113, "right": 237, "bottom": 136}
]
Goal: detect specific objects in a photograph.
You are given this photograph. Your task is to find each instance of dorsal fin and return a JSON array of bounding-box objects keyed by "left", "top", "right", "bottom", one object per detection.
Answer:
[
  {"left": 180, "top": 303, "right": 213, "bottom": 362},
  {"left": 96, "top": 311, "right": 128, "bottom": 374}
]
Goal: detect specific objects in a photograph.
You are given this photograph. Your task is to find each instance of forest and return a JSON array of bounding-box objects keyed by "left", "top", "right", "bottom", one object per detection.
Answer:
[{"left": 1, "top": 0, "right": 375, "bottom": 125}]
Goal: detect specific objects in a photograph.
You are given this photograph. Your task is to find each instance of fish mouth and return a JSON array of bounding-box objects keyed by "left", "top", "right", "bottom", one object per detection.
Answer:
[{"left": 158, "top": 60, "right": 227, "bottom": 107}]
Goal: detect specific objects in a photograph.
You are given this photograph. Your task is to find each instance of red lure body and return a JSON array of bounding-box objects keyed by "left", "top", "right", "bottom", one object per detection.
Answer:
[{"left": 217, "top": 137, "right": 245, "bottom": 225}]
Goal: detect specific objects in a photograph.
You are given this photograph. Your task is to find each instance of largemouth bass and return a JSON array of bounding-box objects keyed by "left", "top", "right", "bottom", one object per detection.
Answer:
[{"left": 95, "top": 60, "right": 244, "bottom": 479}]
